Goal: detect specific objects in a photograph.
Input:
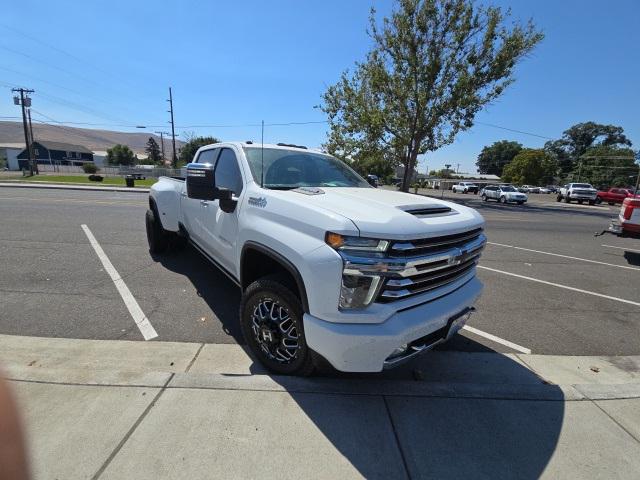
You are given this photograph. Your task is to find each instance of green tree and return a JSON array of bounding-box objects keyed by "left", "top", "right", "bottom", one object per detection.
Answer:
[
  {"left": 106, "top": 144, "right": 136, "bottom": 166},
  {"left": 322, "top": 0, "right": 543, "bottom": 192},
  {"left": 145, "top": 137, "right": 162, "bottom": 164},
  {"left": 178, "top": 136, "right": 220, "bottom": 166},
  {"left": 574, "top": 145, "right": 637, "bottom": 187},
  {"left": 502, "top": 148, "right": 557, "bottom": 185},
  {"left": 544, "top": 122, "right": 632, "bottom": 174},
  {"left": 476, "top": 140, "right": 523, "bottom": 176}
]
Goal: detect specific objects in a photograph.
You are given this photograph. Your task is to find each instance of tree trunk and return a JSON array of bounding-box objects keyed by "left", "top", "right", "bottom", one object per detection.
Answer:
[{"left": 400, "top": 149, "right": 419, "bottom": 192}]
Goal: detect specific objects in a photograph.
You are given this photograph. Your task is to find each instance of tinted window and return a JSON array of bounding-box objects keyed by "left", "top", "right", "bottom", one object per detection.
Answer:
[
  {"left": 215, "top": 148, "right": 243, "bottom": 195},
  {"left": 196, "top": 148, "right": 218, "bottom": 165},
  {"left": 243, "top": 147, "right": 369, "bottom": 189}
]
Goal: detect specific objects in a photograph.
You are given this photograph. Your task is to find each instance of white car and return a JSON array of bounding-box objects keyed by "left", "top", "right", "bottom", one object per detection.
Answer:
[
  {"left": 481, "top": 185, "right": 528, "bottom": 204},
  {"left": 538, "top": 187, "right": 551, "bottom": 194},
  {"left": 148, "top": 142, "right": 486, "bottom": 375},
  {"left": 452, "top": 182, "right": 479, "bottom": 194}
]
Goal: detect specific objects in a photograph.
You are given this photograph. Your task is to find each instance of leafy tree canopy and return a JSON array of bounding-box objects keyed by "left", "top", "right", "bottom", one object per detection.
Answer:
[
  {"left": 476, "top": 140, "right": 522, "bottom": 176},
  {"left": 178, "top": 136, "right": 221, "bottom": 166},
  {"left": 501, "top": 148, "right": 557, "bottom": 185},
  {"left": 322, "top": 0, "right": 543, "bottom": 191},
  {"left": 106, "top": 144, "right": 136, "bottom": 166},
  {"left": 573, "top": 145, "right": 637, "bottom": 188},
  {"left": 544, "top": 122, "right": 632, "bottom": 174},
  {"left": 145, "top": 137, "right": 162, "bottom": 164}
]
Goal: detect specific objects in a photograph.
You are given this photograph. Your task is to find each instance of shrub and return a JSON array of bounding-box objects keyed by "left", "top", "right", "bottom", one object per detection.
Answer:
[
  {"left": 88, "top": 174, "right": 104, "bottom": 182},
  {"left": 82, "top": 163, "right": 98, "bottom": 174}
]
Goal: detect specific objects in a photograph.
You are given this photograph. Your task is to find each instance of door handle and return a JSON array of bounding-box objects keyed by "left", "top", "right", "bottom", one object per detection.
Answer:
[
  {"left": 200, "top": 200, "right": 208, "bottom": 206},
  {"left": 180, "top": 192, "right": 187, "bottom": 198}
]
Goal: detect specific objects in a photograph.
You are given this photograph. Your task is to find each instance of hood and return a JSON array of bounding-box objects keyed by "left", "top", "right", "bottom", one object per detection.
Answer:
[{"left": 283, "top": 187, "right": 484, "bottom": 240}]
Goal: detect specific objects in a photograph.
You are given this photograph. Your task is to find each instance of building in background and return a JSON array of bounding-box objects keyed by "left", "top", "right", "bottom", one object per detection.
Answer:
[
  {"left": 16, "top": 140, "right": 93, "bottom": 169},
  {"left": 0, "top": 143, "right": 25, "bottom": 170}
]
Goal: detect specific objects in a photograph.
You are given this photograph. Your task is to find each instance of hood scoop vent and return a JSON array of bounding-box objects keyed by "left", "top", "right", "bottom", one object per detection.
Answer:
[{"left": 403, "top": 206, "right": 454, "bottom": 217}]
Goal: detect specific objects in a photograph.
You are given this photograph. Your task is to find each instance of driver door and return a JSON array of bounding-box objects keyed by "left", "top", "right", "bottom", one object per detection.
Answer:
[{"left": 199, "top": 147, "right": 244, "bottom": 276}]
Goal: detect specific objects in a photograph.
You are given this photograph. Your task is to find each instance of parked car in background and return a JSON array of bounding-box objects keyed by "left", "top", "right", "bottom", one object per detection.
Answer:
[
  {"left": 452, "top": 182, "right": 479, "bottom": 194},
  {"left": 538, "top": 187, "right": 551, "bottom": 194},
  {"left": 596, "top": 187, "right": 639, "bottom": 205},
  {"left": 481, "top": 185, "right": 528, "bottom": 204},
  {"left": 366, "top": 174, "right": 379, "bottom": 187},
  {"left": 520, "top": 185, "right": 540, "bottom": 194},
  {"left": 557, "top": 183, "right": 598, "bottom": 204},
  {"left": 545, "top": 185, "right": 559, "bottom": 194}
]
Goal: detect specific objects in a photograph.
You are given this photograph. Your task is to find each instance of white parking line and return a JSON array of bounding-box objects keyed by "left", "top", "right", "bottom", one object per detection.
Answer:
[
  {"left": 478, "top": 265, "right": 640, "bottom": 307},
  {"left": 487, "top": 242, "right": 640, "bottom": 272},
  {"left": 81, "top": 224, "right": 158, "bottom": 340},
  {"left": 461, "top": 325, "right": 531, "bottom": 354},
  {"left": 602, "top": 244, "right": 640, "bottom": 254}
]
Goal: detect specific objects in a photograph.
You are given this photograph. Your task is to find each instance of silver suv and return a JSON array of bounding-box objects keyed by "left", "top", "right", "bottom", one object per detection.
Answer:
[{"left": 481, "top": 185, "right": 528, "bottom": 204}]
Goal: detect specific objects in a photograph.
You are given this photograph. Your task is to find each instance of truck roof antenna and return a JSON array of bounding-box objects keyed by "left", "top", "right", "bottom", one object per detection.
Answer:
[{"left": 260, "top": 119, "right": 264, "bottom": 188}]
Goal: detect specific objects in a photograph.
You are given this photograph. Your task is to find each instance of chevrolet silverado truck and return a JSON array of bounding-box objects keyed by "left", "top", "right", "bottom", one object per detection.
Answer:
[
  {"left": 557, "top": 183, "right": 598, "bottom": 204},
  {"left": 147, "top": 142, "right": 486, "bottom": 375}
]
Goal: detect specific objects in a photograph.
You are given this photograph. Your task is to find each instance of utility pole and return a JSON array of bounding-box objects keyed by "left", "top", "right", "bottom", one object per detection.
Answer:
[
  {"left": 154, "top": 131, "right": 169, "bottom": 163},
  {"left": 167, "top": 87, "right": 177, "bottom": 167},
  {"left": 27, "top": 108, "right": 39, "bottom": 174},
  {"left": 12, "top": 88, "right": 35, "bottom": 175}
]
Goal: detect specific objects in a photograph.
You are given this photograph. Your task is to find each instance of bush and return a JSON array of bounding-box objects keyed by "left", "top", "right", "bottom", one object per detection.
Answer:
[
  {"left": 88, "top": 174, "right": 104, "bottom": 182},
  {"left": 82, "top": 163, "right": 99, "bottom": 174}
]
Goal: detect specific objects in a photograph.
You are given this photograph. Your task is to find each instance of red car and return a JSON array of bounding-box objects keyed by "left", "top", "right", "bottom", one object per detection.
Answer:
[{"left": 596, "top": 188, "right": 639, "bottom": 205}]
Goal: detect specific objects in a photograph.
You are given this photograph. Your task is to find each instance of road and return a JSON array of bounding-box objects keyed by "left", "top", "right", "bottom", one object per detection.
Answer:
[{"left": 0, "top": 186, "right": 639, "bottom": 360}]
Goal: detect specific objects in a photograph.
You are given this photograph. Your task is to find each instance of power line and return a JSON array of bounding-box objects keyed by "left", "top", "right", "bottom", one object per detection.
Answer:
[{"left": 474, "top": 121, "right": 554, "bottom": 140}]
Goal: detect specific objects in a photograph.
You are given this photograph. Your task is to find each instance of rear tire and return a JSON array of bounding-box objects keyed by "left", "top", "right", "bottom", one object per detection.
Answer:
[
  {"left": 500, "top": 196, "right": 507, "bottom": 204},
  {"left": 240, "top": 275, "right": 315, "bottom": 376},
  {"left": 608, "top": 202, "right": 614, "bottom": 206},
  {"left": 517, "top": 201, "right": 524, "bottom": 205},
  {"left": 481, "top": 194, "right": 488, "bottom": 202},
  {"left": 556, "top": 195, "right": 562, "bottom": 202},
  {"left": 578, "top": 200, "right": 583, "bottom": 204},
  {"left": 589, "top": 200, "right": 595, "bottom": 205},
  {"left": 145, "top": 209, "right": 169, "bottom": 254},
  {"left": 564, "top": 196, "right": 571, "bottom": 203}
]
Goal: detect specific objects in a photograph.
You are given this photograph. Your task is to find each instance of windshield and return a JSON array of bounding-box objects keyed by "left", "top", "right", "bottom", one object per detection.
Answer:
[
  {"left": 501, "top": 186, "right": 517, "bottom": 192},
  {"left": 243, "top": 147, "right": 370, "bottom": 189},
  {"left": 573, "top": 183, "right": 593, "bottom": 189}
]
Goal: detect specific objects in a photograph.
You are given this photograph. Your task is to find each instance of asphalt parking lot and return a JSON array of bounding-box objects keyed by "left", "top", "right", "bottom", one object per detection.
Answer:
[{"left": 1, "top": 186, "right": 639, "bottom": 361}]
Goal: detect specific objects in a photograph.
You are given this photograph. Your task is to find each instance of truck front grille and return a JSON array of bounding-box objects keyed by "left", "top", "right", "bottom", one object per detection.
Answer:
[{"left": 377, "top": 228, "right": 485, "bottom": 302}]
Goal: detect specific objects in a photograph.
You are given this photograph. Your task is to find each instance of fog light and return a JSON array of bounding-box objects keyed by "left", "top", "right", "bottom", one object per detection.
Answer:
[{"left": 388, "top": 344, "right": 408, "bottom": 360}]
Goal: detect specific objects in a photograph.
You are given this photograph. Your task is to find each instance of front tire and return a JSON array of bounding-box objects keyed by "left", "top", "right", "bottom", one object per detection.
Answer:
[
  {"left": 145, "top": 209, "right": 169, "bottom": 254},
  {"left": 481, "top": 194, "right": 488, "bottom": 202},
  {"left": 240, "top": 275, "right": 315, "bottom": 376},
  {"left": 564, "top": 196, "right": 571, "bottom": 203},
  {"left": 556, "top": 194, "right": 562, "bottom": 202},
  {"left": 589, "top": 200, "right": 595, "bottom": 205},
  {"left": 500, "top": 196, "right": 507, "bottom": 204}
]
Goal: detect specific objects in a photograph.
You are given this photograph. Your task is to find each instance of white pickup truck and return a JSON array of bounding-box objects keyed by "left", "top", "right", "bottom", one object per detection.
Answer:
[
  {"left": 557, "top": 183, "right": 598, "bottom": 204},
  {"left": 147, "top": 142, "right": 486, "bottom": 375}
]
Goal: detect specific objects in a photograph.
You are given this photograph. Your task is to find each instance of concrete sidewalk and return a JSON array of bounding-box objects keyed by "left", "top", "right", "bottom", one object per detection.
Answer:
[
  {"left": 0, "top": 181, "right": 150, "bottom": 193},
  {"left": 2, "top": 334, "right": 640, "bottom": 479}
]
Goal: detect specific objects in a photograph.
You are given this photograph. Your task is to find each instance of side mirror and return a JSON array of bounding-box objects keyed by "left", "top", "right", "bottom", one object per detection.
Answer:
[
  {"left": 186, "top": 163, "right": 216, "bottom": 200},
  {"left": 217, "top": 188, "right": 238, "bottom": 213}
]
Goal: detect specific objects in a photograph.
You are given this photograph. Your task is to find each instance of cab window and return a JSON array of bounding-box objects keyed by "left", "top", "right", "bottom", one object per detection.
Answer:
[
  {"left": 214, "top": 148, "right": 244, "bottom": 195},
  {"left": 195, "top": 148, "right": 219, "bottom": 165}
]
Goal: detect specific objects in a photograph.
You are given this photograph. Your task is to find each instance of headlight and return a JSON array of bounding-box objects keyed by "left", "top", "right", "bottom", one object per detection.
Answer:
[
  {"left": 326, "top": 232, "right": 388, "bottom": 309},
  {"left": 339, "top": 274, "right": 383, "bottom": 309},
  {"left": 325, "top": 232, "right": 389, "bottom": 252}
]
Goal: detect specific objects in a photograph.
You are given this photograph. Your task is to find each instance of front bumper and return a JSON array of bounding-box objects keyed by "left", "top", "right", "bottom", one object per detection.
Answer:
[
  {"left": 569, "top": 194, "right": 596, "bottom": 200},
  {"left": 303, "top": 276, "right": 483, "bottom": 372}
]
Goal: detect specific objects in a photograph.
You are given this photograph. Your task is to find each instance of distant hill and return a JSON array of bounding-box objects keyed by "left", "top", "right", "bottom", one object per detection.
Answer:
[{"left": 0, "top": 121, "right": 184, "bottom": 155}]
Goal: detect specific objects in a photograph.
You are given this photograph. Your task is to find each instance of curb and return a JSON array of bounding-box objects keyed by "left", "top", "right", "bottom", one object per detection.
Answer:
[
  {"left": 5, "top": 366, "right": 640, "bottom": 402},
  {"left": 0, "top": 181, "right": 150, "bottom": 193},
  {"left": 1, "top": 334, "right": 638, "bottom": 401}
]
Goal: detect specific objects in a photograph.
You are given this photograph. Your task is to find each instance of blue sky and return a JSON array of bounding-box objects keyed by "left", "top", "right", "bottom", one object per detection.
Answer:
[{"left": 1, "top": 0, "right": 638, "bottom": 173}]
